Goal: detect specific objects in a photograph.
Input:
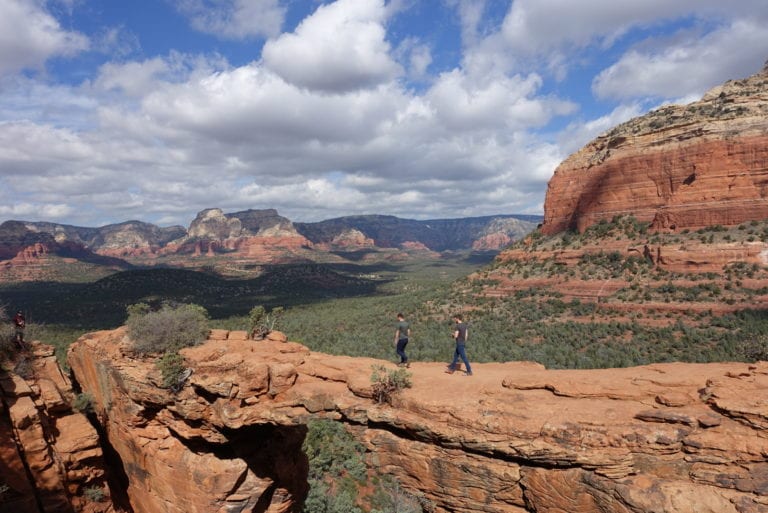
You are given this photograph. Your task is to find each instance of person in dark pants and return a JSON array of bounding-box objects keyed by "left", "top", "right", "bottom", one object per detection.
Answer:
[
  {"left": 394, "top": 313, "right": 410, "bottom": 367},
  {"left": 12, "top": 310, "right": 25, "bottom": 348},
  {"left": 446, "top": 314, "right": 472, "bottom": 376}
]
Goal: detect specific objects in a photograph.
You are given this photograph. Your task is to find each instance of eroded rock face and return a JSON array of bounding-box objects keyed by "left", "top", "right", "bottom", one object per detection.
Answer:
[
  {"left": 90, "top": 222, "right": 186, "bottom": 258},
  {"left": 330, "top": 228, "right": 375, "bottom": 248},
  {"left": 187, "top": 208, "right": 244, "bottom": 239},
  {"left": 542, "top": 64, "right": 768, "bottom": 235},
  {"left": 179, "top": 208, "right": 314, "bottom": 261},
  {"left": 67, "top": 328, "right": 768, "bottom": 513},
  {"left": 491, "top": 237, "right": 768, "bottom": 313},
  {"left": 0, "top": 343, "right": 112, "bottom": 513}
]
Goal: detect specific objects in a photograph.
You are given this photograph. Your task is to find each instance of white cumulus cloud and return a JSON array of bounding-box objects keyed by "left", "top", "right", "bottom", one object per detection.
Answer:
[
  {"left": 1, "top": 0, "right": 767, "bottom": 226},
  {"left": 0, "top": 0, "right": 88, "bottom": 77},
  {"left": 593, "top": 18, "right": 768, "bottom": 100},
  {"left": 262, "top": 0, "right": 402, "bottom": 93}
]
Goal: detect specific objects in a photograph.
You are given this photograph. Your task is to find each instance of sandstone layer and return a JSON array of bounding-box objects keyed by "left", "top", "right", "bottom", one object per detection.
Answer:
[
  {"left": 500, "top": 237, "right": 768, "bottom": 273},
  {"left": 67, "top": 328, "right": 768, "bottom": 513},
  {"left": 489, "top": 237, "right": 768, "bottom": 315},
  {"left": 542, "top": 64, "right": 768, "bottom": 235}
]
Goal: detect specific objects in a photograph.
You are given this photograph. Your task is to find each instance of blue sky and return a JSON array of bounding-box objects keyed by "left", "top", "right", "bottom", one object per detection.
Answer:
[{"left": 1, "top": 0, "right": 767, "bottom": 227}]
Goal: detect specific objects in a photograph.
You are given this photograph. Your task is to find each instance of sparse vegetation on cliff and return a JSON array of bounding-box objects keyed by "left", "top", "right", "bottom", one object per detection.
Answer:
[
  {"left": 71, "top": 392, "right": 94, "bottom": 414},
  {"left": 248, "top": 305, "right": 284, "bottom": 339},
  {"left": 370, "top": 365, "right": 412, "bottom": 404},
  {"left": 83, "top": 485, "right": 106, "bottom": 503},
  {"left": 126, "top": 302, "right": 209, "bottom": 355},
  {"left": 437, "top": 216, "right": 768, "bottom": 368},
  {"left": 157, "top": 351, "right": 187, "bottom": 389},
  {"left": 126, "top": 302, "right": 208, "bottom": 390},
  {"left": 0, "top": 305, "right": 15, "bottom": 359},
  {"left": 13, "top": 355, "right": 35, "bottom": 379}
]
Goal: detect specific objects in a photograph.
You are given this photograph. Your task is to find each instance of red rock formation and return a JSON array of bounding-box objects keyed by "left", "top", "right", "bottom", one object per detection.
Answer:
[
  {"left": 0, "top": 343, "right": 112, "bottom": 513},
  {"left": 0, "top": 211, "right": 539, "bottom": 282},
  {"left": 67, "top": 328, "right": 768, "bottom": 513},
  {"left": 487, "top": 232, "right": 768, "bottom": 320},
  {"left": 472, "top": 232, "right": 512, "bottom": 250},
  {"left": 159, "top": 228, "right": 314, "bottom": 264},
  {"left": 399, "top": 240, "right": 437, "bottom": 253},
  {"left": 237, "top": 235, "right": 312, "bottom": 255},
  {"left": 179, "top": 208, "right": 314, "bottom": 259},
  {"left": 330, "top": 228, "right": 375, "bottom": 248},
  {"left": 10, "top": 243, "right": 49, "bottom": 264},
  {"left": 542, "top": 65, "right": 768, "bottom": 235},
  {"left": 498, "top": 238, "right": 768, "bottom": 274}
]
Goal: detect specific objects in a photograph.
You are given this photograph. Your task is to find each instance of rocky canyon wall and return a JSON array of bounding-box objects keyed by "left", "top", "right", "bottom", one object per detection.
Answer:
[
  {"left": 0, "top": 343, "right": 112, "bottom": 513},
  {"left": 64, "top": 328, "right": 768, "bottom": 513}
]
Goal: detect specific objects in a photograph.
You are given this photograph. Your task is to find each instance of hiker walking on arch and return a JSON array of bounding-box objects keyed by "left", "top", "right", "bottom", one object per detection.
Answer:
[
  {"left": 394, "top": 313, "right": 410, "bottom": 368},
  {"left": 446, "top": 314, "right": 472, "bottom": 376}
]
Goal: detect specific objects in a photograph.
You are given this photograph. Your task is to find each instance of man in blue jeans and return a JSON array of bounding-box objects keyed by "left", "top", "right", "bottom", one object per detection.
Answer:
[
  {"left": 446, "top": 314, "right": 472, "bottom": 376},
  {"left": 394, "top": 313, "right": 410, "bottom": 367}
]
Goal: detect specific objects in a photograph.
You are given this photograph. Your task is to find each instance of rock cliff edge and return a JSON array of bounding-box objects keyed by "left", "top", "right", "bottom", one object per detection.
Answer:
[{"left": 66, "top": 328, "right": 768, "bottom": 513}]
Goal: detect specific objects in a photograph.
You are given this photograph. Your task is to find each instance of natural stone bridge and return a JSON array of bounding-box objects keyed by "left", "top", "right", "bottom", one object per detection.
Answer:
[{"left": 60, "top": 327, "right": 768, "bottom": 513}]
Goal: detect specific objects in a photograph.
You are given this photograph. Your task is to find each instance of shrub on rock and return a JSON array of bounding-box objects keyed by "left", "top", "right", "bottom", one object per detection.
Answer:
[{"left": 126, "top": 302, "right": 209, "bottom": 355}]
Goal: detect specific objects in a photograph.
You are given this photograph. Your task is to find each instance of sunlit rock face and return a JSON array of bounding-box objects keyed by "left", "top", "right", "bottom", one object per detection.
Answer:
[
  {"left": 542, "top": 64, "right": 768, "bottom": 235},
  {"left": 67, "top": 327, "right": 768, "bottom": 513},
  {"left": 0, "top": 342, "right": 111, "bottom": 513}
]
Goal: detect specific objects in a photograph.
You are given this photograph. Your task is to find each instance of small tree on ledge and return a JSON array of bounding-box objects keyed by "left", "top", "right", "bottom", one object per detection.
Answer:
[
  {"left": 370, "top": 365, "right": 412, "bottom": 405},
  {"left": 249, "top": 306, "right": 284, "bottom": 340}
]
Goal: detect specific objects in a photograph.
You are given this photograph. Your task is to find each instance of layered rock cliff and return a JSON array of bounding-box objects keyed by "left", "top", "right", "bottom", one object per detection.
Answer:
[
  {"left": 542, "top": 63, "right": 768, "bottom": 235},
  {"left": 482, "top": 215, "right": 768, "bottom": 329},
  {"left": 0, "top": 220, "right": 186, "bottom": 260},
  {"left": 65, "top": 328, "right": 768, "bottom": 513},
  {"left": 483, "top": 64, "right": 768, "bottom": 325},
  {"left": 0, "top": 343, "right": 112, "bottom": 513}
]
